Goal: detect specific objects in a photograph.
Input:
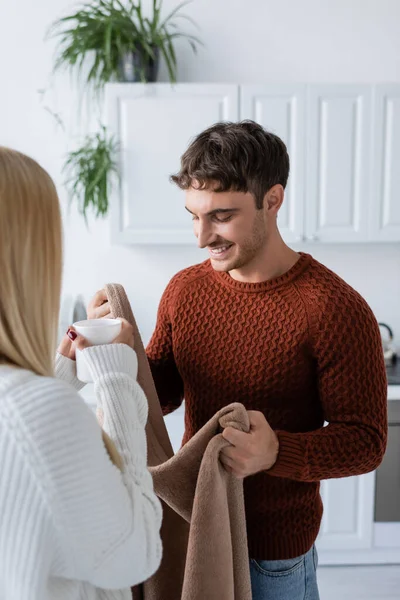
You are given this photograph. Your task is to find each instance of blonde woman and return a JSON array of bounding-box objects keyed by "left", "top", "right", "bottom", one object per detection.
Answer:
[{"left": 0, "top": 147, "right": 162, "bottom": 600}]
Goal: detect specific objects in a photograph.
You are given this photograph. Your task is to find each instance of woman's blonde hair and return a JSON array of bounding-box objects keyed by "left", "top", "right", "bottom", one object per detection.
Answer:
[
  {"left": 0, "top": 147, "right": 62, "bottom": 377},
  {"left": 0, "top": 147, "right": 123, "bottom": 470}
]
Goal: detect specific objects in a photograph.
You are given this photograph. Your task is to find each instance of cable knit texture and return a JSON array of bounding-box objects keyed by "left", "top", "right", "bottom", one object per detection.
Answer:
[
  {"left": 146, "top": 252, "right": 388, "bottom": 560},
  {"left": 55, "top": 352, "right": 85, "bottom": 391},
  {"left": 0, "top": 344, "right": 162, "bottom": 600}
]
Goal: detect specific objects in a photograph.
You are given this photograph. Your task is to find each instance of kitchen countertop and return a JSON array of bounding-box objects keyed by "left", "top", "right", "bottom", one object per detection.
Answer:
[
  {"left": 387, "top": 360, "right": 400, "bottom": 385},
  {"left": 387, "top": 361, "right": 400, "bottom": 401},
  {"left": 388, "top": 385, "right": 400, "bottom": 400}
]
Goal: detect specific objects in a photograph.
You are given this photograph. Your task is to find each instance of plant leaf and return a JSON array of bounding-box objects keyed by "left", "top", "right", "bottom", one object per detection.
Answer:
[
  {"left": 159, "top": 43, "right": 176, "bottom": 83},
  {"left": 63, "top": 124, "right": 118, "bottom": 221},
  {"left": 160, "top": 0, "right": 193, "bottom": 29}
]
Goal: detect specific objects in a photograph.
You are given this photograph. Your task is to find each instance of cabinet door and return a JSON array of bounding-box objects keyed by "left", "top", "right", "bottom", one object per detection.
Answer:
[
  {"left": 317, "top": 472, "right": 375, "bottom": 551},
  {"left": 369, "top": 85, "right": 400, "bottom": 241},
  {"left": 106, "top": 84, "right": 239, "bottom": 244},
  {"left": 375, "top": 400, "right": 400, "bottom": 522},
  {"left": 240, "top": 85, "right": 306, "bottom": 243},
  {"left": 306, "top": 85, "right": 372, "bottom": 243}
]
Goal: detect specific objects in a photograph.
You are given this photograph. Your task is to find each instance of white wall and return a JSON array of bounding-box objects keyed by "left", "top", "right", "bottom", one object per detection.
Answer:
[
  {"left": 1, "top": 0, "right": 400, "bottom": 344},
  {"left": 163, "top": 0, "right": 400, "bottom": 84}
]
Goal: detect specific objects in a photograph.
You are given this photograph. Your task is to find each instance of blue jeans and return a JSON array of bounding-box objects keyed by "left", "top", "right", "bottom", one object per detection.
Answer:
[{"left": 250, "top": 545, "right": 320, "bottom": 600}]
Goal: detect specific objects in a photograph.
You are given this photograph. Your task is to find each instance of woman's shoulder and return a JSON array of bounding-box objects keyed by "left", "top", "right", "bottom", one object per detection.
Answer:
[
  {"left": 0, "top": 365, "right": 90, "bottom": 431},
  {"left": 0, "top": 365, "right": 98, "bottom": 490},
  {"left": 1, "top": 363, "right": 75, "bottom": 396}
]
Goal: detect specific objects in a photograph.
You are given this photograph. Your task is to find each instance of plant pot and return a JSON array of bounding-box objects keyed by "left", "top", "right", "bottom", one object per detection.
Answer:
[{"left": 118, "top": 47, "right": 160, "bottom": 83}]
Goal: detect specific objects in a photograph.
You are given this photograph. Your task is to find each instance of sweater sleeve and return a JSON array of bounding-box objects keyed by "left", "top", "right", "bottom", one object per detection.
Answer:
[
  {"left": 146, "top": 278, "right": 184, "bottom": 415},
  {"left": 268, "top": 290, "right": 388, "bottom": 482},
  {"left": 54, "top": 352, "right": 85, "bottom": 391},
  {"left": 21, "top": 345, "right": 162, "bottom": 590}
]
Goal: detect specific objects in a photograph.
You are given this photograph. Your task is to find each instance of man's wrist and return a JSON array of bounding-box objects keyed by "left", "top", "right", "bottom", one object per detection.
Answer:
[{"left": 265, "top": 431, "right": 280, "bottom": 470}]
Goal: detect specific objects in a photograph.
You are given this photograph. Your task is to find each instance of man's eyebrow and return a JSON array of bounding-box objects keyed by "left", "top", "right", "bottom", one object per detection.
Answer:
[{"left": 185, "top": 207, "right": 239, "bottom": 216}]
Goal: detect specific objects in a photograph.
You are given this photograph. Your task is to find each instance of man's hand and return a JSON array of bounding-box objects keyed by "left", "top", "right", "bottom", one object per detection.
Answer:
[
  {"left": 87, "top": 289, "right": 113, "bottom": 320},
  {"left": 220, "top": 410, "right": 279, "bottom": 479}
]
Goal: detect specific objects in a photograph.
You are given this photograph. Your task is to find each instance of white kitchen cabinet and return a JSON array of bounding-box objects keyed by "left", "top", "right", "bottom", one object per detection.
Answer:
[
  {"left": 240, "top": 85, "right": 306, "bottom": 243},
  {"left": 317, "top": 472, "right": 375, "bottom": 552},
  {"left": 369, "top": 84, "right": 400, "bottom": 241},
  {"left": 306, "top": 85, "right": 372, "bottom": 243},
  {"left": 107, "top": 83, "right": 400, "bottom": 245},
  {"left": 106, "top": 84, "right": 239, "bottom": 244},
  {"left": 317, "top": 390, "right": 400, "bottom": 566}
]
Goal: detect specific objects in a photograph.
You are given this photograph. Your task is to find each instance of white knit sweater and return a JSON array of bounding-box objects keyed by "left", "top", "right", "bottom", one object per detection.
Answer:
[{"left": 0, "top": 344, "right": 162, "bottom": 600}]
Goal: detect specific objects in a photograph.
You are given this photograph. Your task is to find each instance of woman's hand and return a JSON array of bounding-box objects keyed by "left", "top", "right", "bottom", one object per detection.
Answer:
[
  {"left": 57, "top": 318, "right": 133, "bottom": 362},
  {"left": 56, "top": 327, "right": 92, "bottom": 361}
]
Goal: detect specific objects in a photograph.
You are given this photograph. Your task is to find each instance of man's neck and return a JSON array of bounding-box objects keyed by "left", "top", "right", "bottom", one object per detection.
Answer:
[{"left": 229, "top": 237, "right": 300, "bottom": 284}]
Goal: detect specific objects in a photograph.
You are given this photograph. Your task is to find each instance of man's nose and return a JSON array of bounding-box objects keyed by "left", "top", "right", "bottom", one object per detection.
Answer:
[{"left": 196, "top": 220, "right": 215, "bottom": 249}]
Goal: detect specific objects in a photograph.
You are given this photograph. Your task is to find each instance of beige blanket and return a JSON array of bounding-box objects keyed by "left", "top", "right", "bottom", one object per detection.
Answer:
[{"left": 105, "top": 283, "right": 252, "bottom": 600}]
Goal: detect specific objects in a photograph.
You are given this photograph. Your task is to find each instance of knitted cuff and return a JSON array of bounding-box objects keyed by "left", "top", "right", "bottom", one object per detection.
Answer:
[
  {"left": 81, "top": 344, "right": 138, "bottom": 382},
  {"left": 266, "top": 431, "right": 307, "bottom": 480},
  {"left": 54, "top": 353, "right": 85, "bottom": 391}
]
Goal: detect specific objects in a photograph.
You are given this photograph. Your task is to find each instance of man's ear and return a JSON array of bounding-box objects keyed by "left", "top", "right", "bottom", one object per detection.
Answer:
[{"left": 264, "top": 184, "right": 284, "bottom": 214}]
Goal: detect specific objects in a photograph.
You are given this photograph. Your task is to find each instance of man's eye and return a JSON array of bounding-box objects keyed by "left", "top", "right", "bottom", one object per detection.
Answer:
[
  {"left": 191, "top": 215, "right": 199, "bottom": 221},
  {"left": 215, "top": 215, "right": 233, "bottom": 223}
]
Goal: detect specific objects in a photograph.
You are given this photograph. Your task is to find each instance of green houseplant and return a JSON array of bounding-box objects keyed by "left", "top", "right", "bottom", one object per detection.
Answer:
[
  {"left": 48, "top": 0, "right": 201, "bottom": 91},
  {"left": 63, "top": 126, "right": 119, "bottom": 222}
]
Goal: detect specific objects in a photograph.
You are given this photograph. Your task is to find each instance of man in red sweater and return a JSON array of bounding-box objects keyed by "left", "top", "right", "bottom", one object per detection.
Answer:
[{"left": 90, "top": 121, "right": 387, "bottom": 600}]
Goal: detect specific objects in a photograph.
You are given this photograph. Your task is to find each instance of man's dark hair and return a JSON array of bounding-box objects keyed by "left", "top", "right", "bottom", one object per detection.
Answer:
[{"left": 170, "top": 120, "right": 290, "bottom": 209}]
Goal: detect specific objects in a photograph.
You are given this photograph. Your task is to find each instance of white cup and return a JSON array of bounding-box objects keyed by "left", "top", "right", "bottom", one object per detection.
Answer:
[{"left": 73, "top": 318, "right": 122, "bottom": 383}]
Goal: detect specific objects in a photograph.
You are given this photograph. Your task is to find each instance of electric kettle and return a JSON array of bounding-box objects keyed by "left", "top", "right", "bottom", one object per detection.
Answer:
[{"left": 378, "top": 322, "right": 397, "bottom": 366}]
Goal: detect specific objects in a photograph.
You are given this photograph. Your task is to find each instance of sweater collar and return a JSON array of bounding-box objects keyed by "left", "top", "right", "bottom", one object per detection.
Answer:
[{"left": 211, "top": 252, "right": 313, "bottom": 293}]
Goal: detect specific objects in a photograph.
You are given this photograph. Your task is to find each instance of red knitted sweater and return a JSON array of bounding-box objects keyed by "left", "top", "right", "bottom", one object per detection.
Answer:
[{"left": 146, "top": 253, "right": 388, "bottom": 560}]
